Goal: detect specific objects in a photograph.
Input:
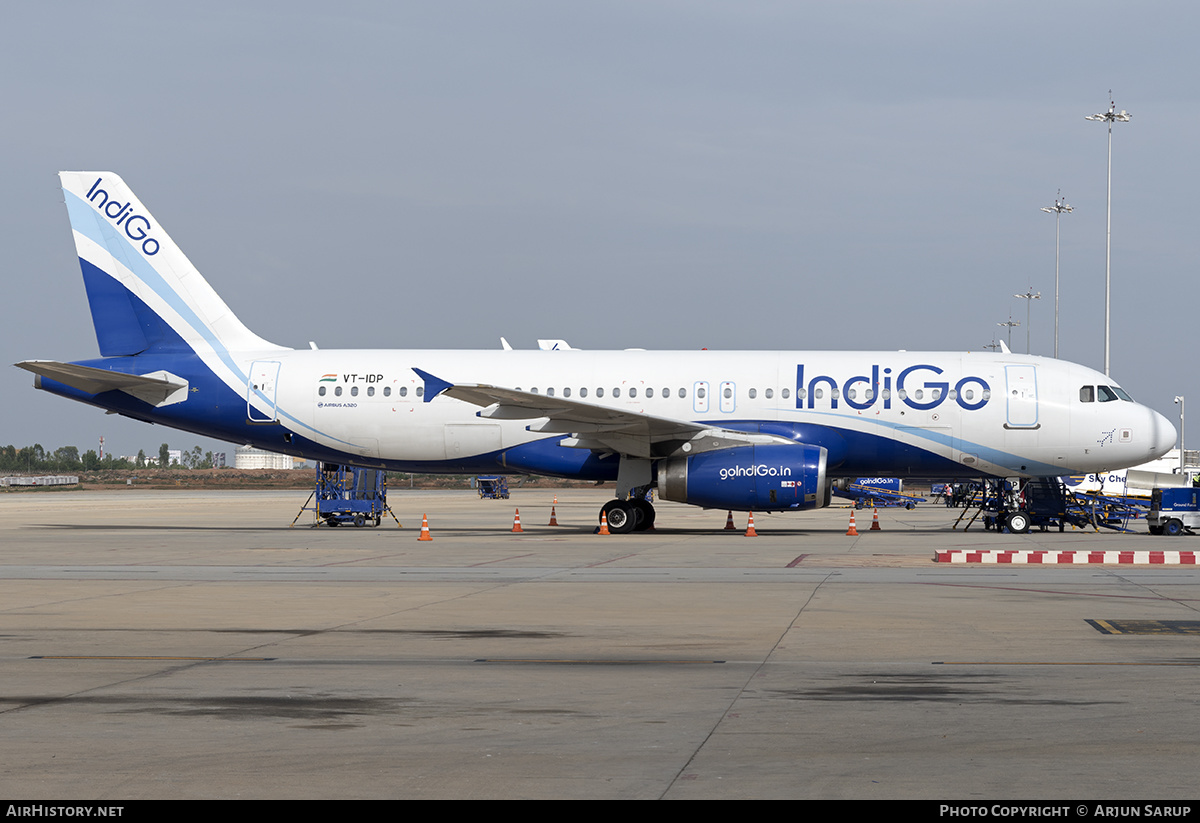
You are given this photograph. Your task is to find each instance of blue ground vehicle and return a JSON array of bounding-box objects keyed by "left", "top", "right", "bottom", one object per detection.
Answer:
[
  {"left": 833, "top": 478, "right": 925, "bottom": 509},
  {"left": 293, "top": 464, "right": 396, "bottom": 527},
  {"left": 1148, "top": 487, "right": 1200, "bottom": 535},
  {"left": 477, "top": 476, "right": 510, "bottom": 499}
]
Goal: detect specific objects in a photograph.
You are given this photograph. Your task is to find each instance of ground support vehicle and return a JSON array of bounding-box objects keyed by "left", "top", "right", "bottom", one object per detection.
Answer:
[
  {"left": 958, "top": 478, "right": 1106, "bottom": 534},
  {"left": 1148, "top": 487, "right": 1200, "bottom": 536},
  {"left": 292, "top": 464, "right": 399, "bottom": 528},
  {"left": 477, "top": 476, "right": 510, "bottom": 499},
  {"left": 833, "top": 480, "right": 925, "bottom": 510}
]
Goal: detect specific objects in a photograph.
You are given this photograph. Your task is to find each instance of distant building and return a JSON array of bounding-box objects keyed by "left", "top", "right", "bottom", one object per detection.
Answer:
[
  {"left": 0, "top": 476, "right": 78, "bottom": 487},
  {"left": 234, "top": 446, "right": 295, "bottom": 470}
]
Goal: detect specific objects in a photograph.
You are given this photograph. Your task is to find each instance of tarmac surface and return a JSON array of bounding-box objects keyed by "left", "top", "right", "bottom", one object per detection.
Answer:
[{"left": 1, "top": 487, "right": 1198, "bottom": 799}]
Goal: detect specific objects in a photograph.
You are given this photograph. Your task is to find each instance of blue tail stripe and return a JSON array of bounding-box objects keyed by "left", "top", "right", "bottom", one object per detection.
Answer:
[{"left": 80, "top": 259, "right": 151, "bottom": 356}]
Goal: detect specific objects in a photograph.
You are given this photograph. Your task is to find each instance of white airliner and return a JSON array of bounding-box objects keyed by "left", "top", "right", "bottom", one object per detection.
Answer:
[{"left": 17, "top": 172, "right": 1176, "bottom": 533}]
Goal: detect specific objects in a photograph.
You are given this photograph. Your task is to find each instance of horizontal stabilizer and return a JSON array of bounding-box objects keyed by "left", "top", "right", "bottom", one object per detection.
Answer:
[{"left": 16, "top": 360, "right": 190, "bottom": 407}]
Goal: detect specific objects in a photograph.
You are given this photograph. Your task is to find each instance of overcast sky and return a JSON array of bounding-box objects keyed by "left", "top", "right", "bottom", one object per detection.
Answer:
[{"left": 2, "top": 2, "right": 1196, "bottom": 459}]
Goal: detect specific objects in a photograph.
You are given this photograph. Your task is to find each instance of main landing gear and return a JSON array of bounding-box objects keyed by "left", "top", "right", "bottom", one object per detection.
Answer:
[{"left": 599, "top": 493, "right": 656, "bottom": 534}]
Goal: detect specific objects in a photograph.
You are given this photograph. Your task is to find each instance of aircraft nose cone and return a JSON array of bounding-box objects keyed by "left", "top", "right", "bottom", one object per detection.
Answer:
[{"left": 1150, "top": 408, "right": 1177, "bottom": 459}]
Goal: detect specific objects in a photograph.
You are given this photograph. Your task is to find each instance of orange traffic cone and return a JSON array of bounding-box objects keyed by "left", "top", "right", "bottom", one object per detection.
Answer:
[
  {"left": 870, "top": 507, "right": 881, "bottom": 531},
  {"left": 846, "top": 510, "right": 859, "bottom": 536},
  {"left": 418, "top": 514, "right": 433, "bottom": 541},
  {"left": 512, "top": 508, "right": 524, "bottom": 533},
  {"left": 598, "top": 511, "right": 610, "bottom": 535},
  {"left": 724, "top": 511, "right": 736, "bottom": 530},
  {"left": 745, "top": 513, "right": 758, "bottom": 537},
  {"left": 548, "top": 504, "right": 559, "bottom": 526}
]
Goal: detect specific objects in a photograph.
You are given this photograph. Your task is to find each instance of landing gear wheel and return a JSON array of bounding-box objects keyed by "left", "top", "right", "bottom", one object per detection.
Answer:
[
  {"left": 1165, "top": 518, "right": 1185, "bottom": 537},
  {"left": 1005, "top": 511, "right": 1031, "bottom": 534},
  {"left": 629, "top": 499, "right": 656, "bottom": 531},
  {"left": 601, "top": 500, "right": 636, "bottom": 534}
]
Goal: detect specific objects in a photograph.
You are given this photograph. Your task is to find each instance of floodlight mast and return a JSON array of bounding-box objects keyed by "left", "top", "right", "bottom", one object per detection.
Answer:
[
  {"left": 998, "top": 318, "right": 1020, "bottom": 350},
  {"left": 1014, "top": 288, "right": 1041, "bottom": 354},
  {"left": 1085, "top": 94, "right": 1131, "bottom": 376},
  {"left": 1176, "top": 396, "right": 1186, "bottom": 476},
  {"left": 1040, "top": 193, "right": 1073, "bottom": 359}
]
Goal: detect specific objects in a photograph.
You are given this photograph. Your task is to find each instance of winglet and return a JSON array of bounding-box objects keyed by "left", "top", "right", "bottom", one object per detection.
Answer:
[{"left": 412, "top": 368, "right": 453, "bottom": 402}]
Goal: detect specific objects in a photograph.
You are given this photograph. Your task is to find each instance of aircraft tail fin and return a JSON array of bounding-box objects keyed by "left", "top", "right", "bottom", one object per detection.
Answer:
[{"left": 59, "top": 172, "right": 285, "bottom": 357}]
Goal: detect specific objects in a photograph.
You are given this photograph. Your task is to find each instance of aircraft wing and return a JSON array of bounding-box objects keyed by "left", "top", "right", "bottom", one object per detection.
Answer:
[
  {"left": 413, "top": 368, "right": 790, "bottom": 459},
  {"left": 16, "top": 360, "right": 190, "bottom": 408}
]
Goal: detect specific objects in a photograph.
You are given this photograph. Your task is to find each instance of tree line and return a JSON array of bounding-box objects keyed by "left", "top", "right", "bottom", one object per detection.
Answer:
[{"left": 0, "top": 444, "right": 220, "bottom": 473}]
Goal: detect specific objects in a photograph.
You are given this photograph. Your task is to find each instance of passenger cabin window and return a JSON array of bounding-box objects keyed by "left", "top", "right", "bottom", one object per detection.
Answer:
[{"left": 318, "top": 386, "right": 326, "bottom": 397}]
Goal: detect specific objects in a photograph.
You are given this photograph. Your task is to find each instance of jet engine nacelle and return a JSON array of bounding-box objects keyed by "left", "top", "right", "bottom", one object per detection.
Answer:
[{"left": 658, "top": 444, "right": 830, "bottom": 511}]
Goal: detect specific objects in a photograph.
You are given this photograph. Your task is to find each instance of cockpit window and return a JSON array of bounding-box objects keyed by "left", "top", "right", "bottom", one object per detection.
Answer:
[
  {"left": 1112, "top": 386, "right": 1133, "bottom": 402},
  {"left": 1097, "top": 385, "right": 1119, "bottom": 402},
  {"left": 1080, "top": 386, "right": 1094, "bottom": 402}
]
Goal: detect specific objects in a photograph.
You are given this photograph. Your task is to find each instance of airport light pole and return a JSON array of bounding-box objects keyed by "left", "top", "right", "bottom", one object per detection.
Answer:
[
  {"left": 998, "top": 318, "right": 1020, "bottom": 351},
  {"left": 1014, "top": 288, "right": 1041, "bottom": 354},
  {"left": 1040, "top": 193, "right": 1073, "bottom": 358},
  {"left": 1176, "top": 396, "right": 1186, "bottom": 475},
  {"left": 1086, "top": 94, "right": 1131, "bottom": 376}
]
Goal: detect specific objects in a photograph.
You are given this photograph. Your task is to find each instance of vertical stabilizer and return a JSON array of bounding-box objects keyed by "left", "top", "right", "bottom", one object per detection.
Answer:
[{"left": 59, "top": 172, "right": 285, "bottom": 357}]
